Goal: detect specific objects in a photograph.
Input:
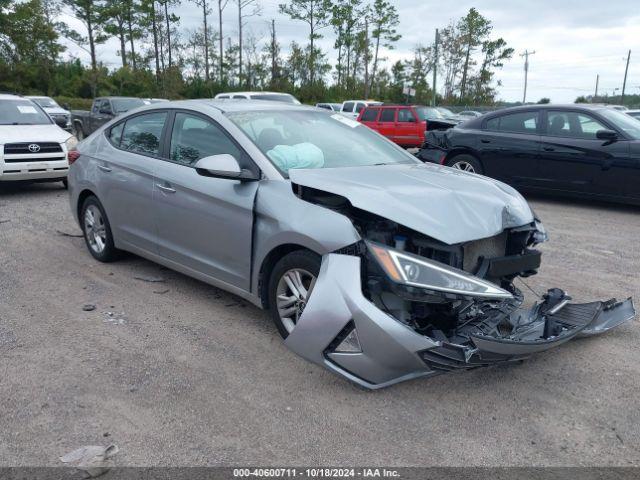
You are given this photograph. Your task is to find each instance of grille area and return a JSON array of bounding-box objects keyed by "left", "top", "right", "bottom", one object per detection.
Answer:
[
  {"left": 4, "top": 142, "right": 63, "bottom": 154},
  {"left": 3, "top": 156, "right": 66, "bottom": 163},
  {"left": 462, "top": 232, "right": 508, "bottom": 272}
]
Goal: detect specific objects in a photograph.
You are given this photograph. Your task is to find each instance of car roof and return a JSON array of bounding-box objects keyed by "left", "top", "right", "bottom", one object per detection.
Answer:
[
  {"left": 216, "top": 91, "right": 294, "bottom": 96},
  {"left": 0, "top": 94, "right": 28, "bottom": 101},
  {"left": 489, "top": 104, "right": 611, "bottom": 114},
  {"left": 26, "top": 95, "right": 51, "bottom": 99},
  {"left": 140, "top": 99, "right": 318, "bottom": 114}
]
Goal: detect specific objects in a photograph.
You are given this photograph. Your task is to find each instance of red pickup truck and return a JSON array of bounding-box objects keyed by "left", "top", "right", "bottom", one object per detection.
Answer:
[{"left": 357, "top": 105, "right": 457, "bottom": 148}]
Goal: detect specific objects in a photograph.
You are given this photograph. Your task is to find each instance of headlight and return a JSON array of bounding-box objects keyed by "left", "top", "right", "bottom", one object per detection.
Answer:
[
  {"left": 65, "top": 135, "right": 78, "bottom": 151},
  {"left": 367, "top": 241, "right": 512, "bottom": 299}
]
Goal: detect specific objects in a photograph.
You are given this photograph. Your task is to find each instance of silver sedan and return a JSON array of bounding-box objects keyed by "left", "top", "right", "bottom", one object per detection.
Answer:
[{"left": 67, "top": 100, "right": 635, "bottom": 389}]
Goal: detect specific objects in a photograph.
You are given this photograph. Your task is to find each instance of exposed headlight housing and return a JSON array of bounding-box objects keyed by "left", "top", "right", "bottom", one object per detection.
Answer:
[
  {"left": 367, "top": 241, "right": 513, "bottom": 300},
  {"left": 65, "top": 135, "right": 78, "bottom": 151}
]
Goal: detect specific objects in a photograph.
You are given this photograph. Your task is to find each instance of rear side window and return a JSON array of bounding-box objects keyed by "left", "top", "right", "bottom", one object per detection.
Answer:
[
  {"left": 355, "top": 103, "right": 366, "bottom": 114},
  {"left": 170, "top": 112, "right": 242, "bottom": 165},
  {"left": 342, "top": 102, "right": 354, "bottom": 113},
  {"left": 380, "top": 109, "right": 396, "bottom": 122},
  {"left": 120, "top": 111, "right": 167, "bottom": 156},
  {"left": 486, "top": 112, "right": 538, "bottom": 134},
  {"left": 108, "top": 123, "right": 124, "bottom": 146},
  {"left": 361, "top": 108, "right": 379, "bottom": 122},
  {"left": 398, "top": 109, "right": 415, "bottom": 123}
]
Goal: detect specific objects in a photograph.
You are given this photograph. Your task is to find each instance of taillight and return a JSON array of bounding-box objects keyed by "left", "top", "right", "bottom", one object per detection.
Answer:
[{"left": 68, "top": 150, "right": 81, "bottom": 165}]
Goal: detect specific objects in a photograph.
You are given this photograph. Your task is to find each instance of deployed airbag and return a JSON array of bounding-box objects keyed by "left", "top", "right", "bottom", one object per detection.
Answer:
[{"left": 267, "top": 142, "right": 325, "bottom": 173}]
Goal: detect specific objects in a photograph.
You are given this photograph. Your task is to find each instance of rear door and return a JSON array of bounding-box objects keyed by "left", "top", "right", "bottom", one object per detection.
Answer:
[
  {"left": 396, "top": 108, "right": 421, "bottom": 147},
  {"left": 153, "top": 110, "right": 259, "bottom": 290},
  {"left": 538, "top": 109, "right": 628, "bottom": 194},
  {"left": 479, "top": 110, "right": 542, "bottom": 186},
  {"left": 99, "top": 110, "right": 168, "bottom": 253},
  {"left": 377, "top": 108, "right": 397, "bottom": 142}
]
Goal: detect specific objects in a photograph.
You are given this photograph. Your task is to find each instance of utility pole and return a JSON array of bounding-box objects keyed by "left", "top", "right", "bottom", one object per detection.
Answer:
[
  {"left": 594, "top": 74, "right": 599, "bottom": 100},
  {"left": 520, "top": 49, "right": 536, "bottom": 104},
  {"left": 621, "top": 50, "right": 631, "bottom": 105},
  {"left": 432, "top": 28, "right": 438, "bottom": 107}
]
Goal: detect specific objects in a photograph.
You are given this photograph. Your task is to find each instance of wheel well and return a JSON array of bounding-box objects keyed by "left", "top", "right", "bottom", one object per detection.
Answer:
[
  {"left": 258, "top": 244, "right": 316, "bottom": 308},
  {"left": 76, "top": 189, "right": 96, "bottom": 220}
]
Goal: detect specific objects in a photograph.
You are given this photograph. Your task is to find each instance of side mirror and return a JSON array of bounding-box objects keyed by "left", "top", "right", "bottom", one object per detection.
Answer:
[
  {"left": 596, "top": 129, "right": 618, "bottom": 141},
  {"left": 194, "top": 154, "right": 259, "bottom": 182},
  {"left": 99, "top": 108, "right": 113, "bottom": 115}
]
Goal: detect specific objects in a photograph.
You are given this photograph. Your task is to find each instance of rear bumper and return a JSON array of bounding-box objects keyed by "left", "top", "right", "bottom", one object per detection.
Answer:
[
  {"left": 286, "top": 254, "right": 636, "bottom": 389},
  {"left": 416, "top": 146, "right": 446, "bottom": 164}
]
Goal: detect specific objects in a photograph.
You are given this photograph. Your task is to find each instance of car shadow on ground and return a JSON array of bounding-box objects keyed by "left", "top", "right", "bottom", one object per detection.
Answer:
[{"left": 0, "top": 181, "right": 66, "bottom": 198}]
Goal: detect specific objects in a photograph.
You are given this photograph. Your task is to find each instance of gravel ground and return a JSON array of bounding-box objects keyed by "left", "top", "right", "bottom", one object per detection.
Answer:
[{"left": 0, "top": 182, "right": 639, "bottom": 467}]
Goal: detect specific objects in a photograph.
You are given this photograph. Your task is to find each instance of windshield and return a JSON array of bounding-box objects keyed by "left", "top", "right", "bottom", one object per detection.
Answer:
[
  {"left": 227, "top": 110, "right": 420, "bottom": 176},
  {"left": 111, "top": 98, "right": 145, "bottom": 113},
  {"left": 600, "top": 108, "right": 640, "bottom": 140},
  {"left": 31, "top": 97, "right": 60, "bottom": 109},
  {"left": 0, "top": 99, "right": 52, "bottom": 125},
  {"left": 249, "top": 94, "right": 300, "bottom": 104},
  {"left": 415, "top": 107, "right": 444, "bottom": 121}
]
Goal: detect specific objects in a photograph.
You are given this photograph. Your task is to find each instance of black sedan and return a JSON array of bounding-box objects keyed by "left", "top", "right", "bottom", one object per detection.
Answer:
[{"left": 417, "top": 104, "right": 640, "bottom": 205}]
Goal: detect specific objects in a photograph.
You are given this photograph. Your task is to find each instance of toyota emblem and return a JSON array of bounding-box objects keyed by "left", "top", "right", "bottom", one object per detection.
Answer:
[{"left": 28, "top": 144, "right": 41, "bottom": 153}]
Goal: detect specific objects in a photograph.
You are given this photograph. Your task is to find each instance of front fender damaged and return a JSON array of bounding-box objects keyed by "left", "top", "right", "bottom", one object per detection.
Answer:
[{"left": 285, "top": 254, "right": 636, "bottom": 389}]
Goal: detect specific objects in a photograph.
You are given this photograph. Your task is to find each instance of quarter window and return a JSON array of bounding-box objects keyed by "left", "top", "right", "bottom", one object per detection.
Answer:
[
  {"left": 108, "top": 122, "right": 124, "bottom": 146},
  {"left": 361, "top": 108, "right": 379, "bottom": 122},
  {"left": 120, "top": 111, "right": 167, "bottom": 156},
  {"left": 486, "top": 112, "right": 538, "bottom": 134},
  {"left": 169, "top": 112, "right": 242, "bottom": 165},
  {"left": 380, "top": 109, "right": 396, "bottom": 122},
  {"left": 547, "top": 111, "right": 608, "bottom": 139}
]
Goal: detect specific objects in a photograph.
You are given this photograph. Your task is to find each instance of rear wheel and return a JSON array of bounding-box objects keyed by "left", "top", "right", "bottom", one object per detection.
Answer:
[
  {"left": 446, "top": 154, "right": 483, "bottom": 174},
  {"left": 80, "top": 196, "right": 118, "bottom": 262},
  {"left": 268, "top": 250, "right": 321, "bottom": 339}
]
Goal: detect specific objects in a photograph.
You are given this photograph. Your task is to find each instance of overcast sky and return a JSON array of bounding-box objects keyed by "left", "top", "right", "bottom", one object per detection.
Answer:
[{"left": 61, "top": 0, "right": 640, "bottom": 103}]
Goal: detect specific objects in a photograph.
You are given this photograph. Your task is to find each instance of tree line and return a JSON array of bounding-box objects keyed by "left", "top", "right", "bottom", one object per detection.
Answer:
[{"left": 0, "top": 0, "right": 513, "bottom": 105}]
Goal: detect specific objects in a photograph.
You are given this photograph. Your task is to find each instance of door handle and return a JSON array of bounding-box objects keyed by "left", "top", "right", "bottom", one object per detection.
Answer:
[
  {"left": 156, "top": 184, "right": 176, "bottom": 194},
  {"left": 480, "top": 139, "right": 491, "bottom": 143},
  {"left": 543, "top": 146, "right": 555, "bottom": 152},
  {"left": 98, "top": 165, "right": 112, "bottom": 172}
]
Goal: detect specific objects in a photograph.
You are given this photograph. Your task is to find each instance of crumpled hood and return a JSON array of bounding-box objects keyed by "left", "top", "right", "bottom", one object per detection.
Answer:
[
  {"left": 0, "top": 125, "right": 71, "bottom": 145},
  {"left": 289, "top": 163, "right": 534, "bottom": 245}
]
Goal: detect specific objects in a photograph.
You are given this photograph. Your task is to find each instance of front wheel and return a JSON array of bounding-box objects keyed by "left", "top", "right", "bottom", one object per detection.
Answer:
[
  {"left": 80, "top": 196, "right": 118, "bottom": 262},
  {"left": 268, "top": 250, "right": 321, "bottom": 339},
  {"left": 446, "top": 154, "right": 483, "bottom": 175},
  {"left": 74, "top": 124, "right": 85, "bottom": 141}
]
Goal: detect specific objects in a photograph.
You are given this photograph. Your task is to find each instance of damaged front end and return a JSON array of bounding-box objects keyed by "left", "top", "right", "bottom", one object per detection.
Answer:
[{"left": 285, "top": 185, "right": 635, "bottom": 389}]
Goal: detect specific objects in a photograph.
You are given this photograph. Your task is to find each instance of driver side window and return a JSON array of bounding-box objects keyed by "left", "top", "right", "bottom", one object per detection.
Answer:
[{"left": 169, "top": 112, "right": 242, "bottom": 166}]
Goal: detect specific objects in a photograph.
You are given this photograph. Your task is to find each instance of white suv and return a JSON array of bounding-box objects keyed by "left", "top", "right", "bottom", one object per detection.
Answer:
[
  {"left": 340, "top": 100, "right": 383, "bottom": 118},
  {"left": 0, "top": 94, "right": 76, "bottom": 186}
]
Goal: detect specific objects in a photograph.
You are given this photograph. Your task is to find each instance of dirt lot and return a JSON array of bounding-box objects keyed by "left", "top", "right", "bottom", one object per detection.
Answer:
[{"left": 1, "top": 182, "right": 639, "bottom": 467}]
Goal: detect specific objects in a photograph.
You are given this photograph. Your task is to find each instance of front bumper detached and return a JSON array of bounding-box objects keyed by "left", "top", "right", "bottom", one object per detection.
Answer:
[{"left": 285, "top": 254, "right": 636, "bottom": 389}]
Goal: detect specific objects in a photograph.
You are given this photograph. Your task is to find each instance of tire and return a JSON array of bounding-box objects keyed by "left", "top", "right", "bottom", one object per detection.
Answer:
[
  {"left": 62, "top": 179, "right": 68, "bottom": 189},
  {"left": 80, "top": 196, "right": 119, "bottom": 262},
  {"left": 446, "top": 154, "right": 483, "bottom": 175},
  {"left": 268, "top": 250, "right": 322, "bottom": 339}
]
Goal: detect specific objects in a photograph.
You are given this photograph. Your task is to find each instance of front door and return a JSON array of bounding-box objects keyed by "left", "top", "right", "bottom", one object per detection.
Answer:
[
  {"left": 377, "top": 108, "right": 397, "bottom": 142},
  {"left": 537, "top": 110, "right": 629, "bottom": 194},
  {"left": 396, "top": 108, "right": 421, "bottom": 147},
  {"left": 153, "top": 111, "right": 259, "bottom": 290}
]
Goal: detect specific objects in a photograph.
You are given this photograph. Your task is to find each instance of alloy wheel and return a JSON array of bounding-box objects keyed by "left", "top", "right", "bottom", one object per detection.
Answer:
[
  {"left": 276, "top": 268, "right": 317, "bottom": 334},
  {"left": 84, "top": 205, "right": 107, "bottom": 254},
  {"left": 452, "top": 161, "right": 476, "bottom": 173}
]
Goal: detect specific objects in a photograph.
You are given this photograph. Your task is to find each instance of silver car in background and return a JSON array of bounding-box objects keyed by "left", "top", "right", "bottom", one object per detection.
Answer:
[{"left": 67, "top": 100, "right": 635, "bottom": 389}]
